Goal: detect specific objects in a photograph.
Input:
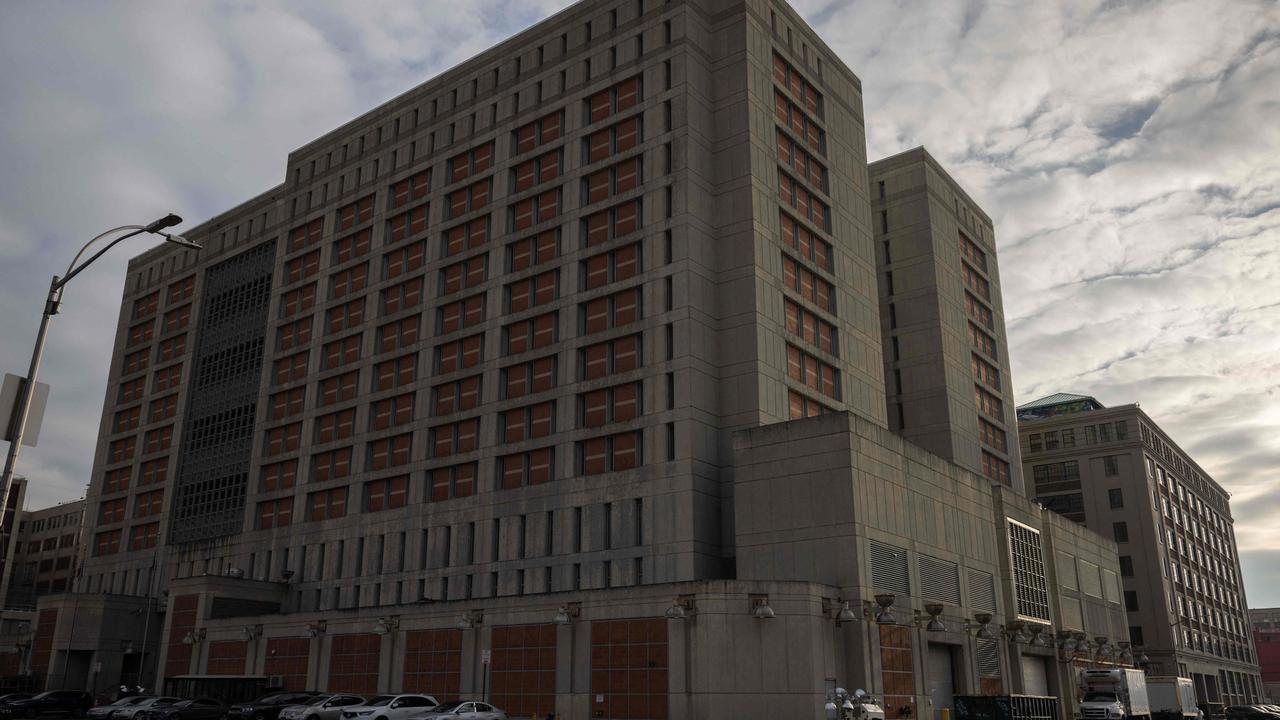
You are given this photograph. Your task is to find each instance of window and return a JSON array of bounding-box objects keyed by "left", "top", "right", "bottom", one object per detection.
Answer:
[
  {"left": 1007, "top": 520, "right": 1050, "bottom": 622},
  {"left": 579, "top": 431, "right": 642, "bottom": 474},
  {"left": 968, "top": 322, "right": 997, "bottom": 359},
  {"left": 499, "top": 448, "right": 555, "bottom": 489},
  {"left": 585, "top": 75, "right": 641, "bottom": 124},
  {"left": 440, "top": 255, "right": 488, "bottom": 296},
  {"left": 502, "top": 356, "right": 556, "bottom": 399},
  {"left": 382, "top": 277, "right": 424, "bottom": 315},
  {"left": 443, "top": 218, "right": 490, "bottom": 259},
  {"left": 1104, "top": 455, "right": 1120, "bottom": 477},
  {"left": 307, "top": 487, "right": 349, "bottom": 521},
  {"left": 368, "top": 433, "right": 413, "bottom": 469},
  {"left": 333, "top": 230, "right": 371, "bottom": 264},
  {"left": 509, "top": 189, "right": 560, "bottom": 232},
  {"left": 448, "top": 141, "right": 494, "bottom": 183},
  {"left": 504, "top": 312, "right": 557, "bottom": 354},
  {"left": 511, "top": 149, "right": 562, "bottom": 192},
  {"left": 94, "top": 530, "right": 122, "bottom": 556},
  {"left": 430, "top": 420, "right": 478, "bottom": 458},
  {"left": 258, "top": 498, "right": 294, "bottom": 529},
  {"left": 436, "top": 334, "right": 484, "bottom": 374},
  {"left": 319, "top": 371, "right": 359, "bottom": 406},
  {"left": 971, "top": 353, "right": 1000, "bottom": 388},
  {"left": 580, "top": 287, "right": 641, "bottom": 335},
  {"left": 786, "top": 345, "right": 839, "bottom": 399},
  {"left": 789, "top": 390, "right": 831, "bottom": 419},
  {"left": 269, "top": 388, "right": 305, "bottom": 420},
  {"left": 280, "top": 284, "right": 317, "bottom": 319},
  {"left": 773, "top": 90, "right": 823, "bottom": 152},
  {"left": 584, "top": 116, "right": 641, "bottom": 164},
  {"left": 582, "top": 157, "right": 641, "bottom": 205},
  {"left": 337, "top": 195, "right": 375, "bottom": 231},
  {"left": 771, "top": 51, "right": 822, "bottom": 116},
  {"left": 783, "top": 298, "right": 837, "bottom": 355},
  {"left": 390, "top": 169, "right": 431, "bottom": 208},
  {"left": 502, "top": 401, "right": 555, "bottom": 442},
  {"left": 377, "top": 315, "right": 419, "bottom": 354},
  {"left": 512, "top": 110, "right": 564, "bottom": 155},
  {"left": 780, "top": 212, "right": 832, "bottom": 271},
  {"left": 98, "top": 498, "right": 126, "bottom": 524},
  {"left": 1113, "top": 522, "right": 1129, "bottom": 543},
  {"left": 508, "top": 229, "right": 559, "bottom": 271},
  {"left": 132, "top": 291, "right": 160, "bottom": 319},
  {"left": 507, "top": 270, "right": 558, "bottom": 312},
  {"left": 322, "top": 335, "right": 361, "bottom": 369},
  {"left": 433, "top": 375, "right": 482, "bottom": 415},
  {"left": 277, "top": 318, "right": 312, "bottom": 351},
  {"left": 261, "top": 460, "right": 298, "bottom": 492},
  {"left": 429, "top": 463, "right": 477, "bottom": 502},
  {"left": 974, "top": 384, "right": 1004, "bottom": 417},
  {"left": 1119, "top": 556, "right": 1134, "bottom": 577},
  {"left": 777, "top": 171, "right": 830, "bottom": 230},
  {"left": 1124, "top": 590, "right": 1139, "bottom": 611},
  {"left": 288, "top": 218, "right": 324, "bottom": 252},
  {"left": 983, "top": 451, "right": 1010, "bottom": 486},
  {"left": 370, "top": 393, "right": 415, "bottom": 430},
  {"left": 1109, "top": 488, "right": 1124, "bottom": 508},
  {"left": 365, "top": 475, "right": 409, "bottom": 512},
  {"left": 581, "top": 200, "right": 640, "bottom": 246},
  {"left": 446, "top": 179, "right": 491, "bottom": 218},
  {"left": 129, "top": 523, "right": 159, "bottom": 550},
  {"left": 103, "top": 468, "right": 130, "bottom": 494},
  {"left": 311, "top": 447, "right": 353, "bottom": 483},
  {"left": 776, "top": 132, "right": 827, "bottom": 193},
  {"left": 384, "top": 240, "right": 426, "bottom": 280},
  {"left": 388, "top": 203, "right": 429, "bottom": 243},
  {"left": 579, "top": 334, "right": 640, "bottom": 380},
  {"left": 157, "top": 334, "right": 187, "bottom": 361},
  {"left": 781, "top": 256, "right": 834, "bottom": 312},
  {"left": 579, "top": 383, "right": 640, "bottom": 428},
  {"left": 979, "top": 418, "right": 1007, "bottom": 452},
  {"left": 315, "top": 409, "right": 356, "bottom": 443},
  {"left": 1129, "top": 626, "right": 1144, "bottom": 646}
]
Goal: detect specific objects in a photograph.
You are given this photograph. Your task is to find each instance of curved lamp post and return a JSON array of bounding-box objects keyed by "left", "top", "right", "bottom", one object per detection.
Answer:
[{"left": 0, "top": 214, "right": 198, "bottom": 520}]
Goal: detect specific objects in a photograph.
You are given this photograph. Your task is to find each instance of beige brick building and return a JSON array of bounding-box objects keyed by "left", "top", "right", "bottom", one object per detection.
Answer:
[
  {"left": 1019, "top": 393, "right": 1262, "bottom": 708},
  {"left": 19, "top": 0, "right": 1140, "bottom": 717}
]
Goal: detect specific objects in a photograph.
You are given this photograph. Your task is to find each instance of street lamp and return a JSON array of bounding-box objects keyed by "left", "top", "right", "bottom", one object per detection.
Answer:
[{"left": 0, "top": 214, "right": 198, "bottom": 510}]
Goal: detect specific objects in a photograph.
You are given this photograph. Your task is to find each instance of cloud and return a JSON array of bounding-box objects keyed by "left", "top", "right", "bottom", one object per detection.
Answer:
[{"left": 1, "top": 0, "right": 1278, "bottom": 607}]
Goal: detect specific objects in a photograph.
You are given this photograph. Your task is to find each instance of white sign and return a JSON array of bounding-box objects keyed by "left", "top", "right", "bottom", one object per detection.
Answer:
[
  {"left": 596, "top": 695, "right": 604, "bottom": 704},
  {"left": 481, "top": 649, "right": 491, "bottom": 665}
]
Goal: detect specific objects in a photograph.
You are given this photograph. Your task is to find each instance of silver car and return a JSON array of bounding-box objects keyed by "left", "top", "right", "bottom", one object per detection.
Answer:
[
  {"left": 279, "top": 696, "right": 366, "bottom": 720},
  {"left": 88, "top": 698, "right": 152, "bottom": 720},
  {"left": 112, "top": 699, "right": 182, "bottom": 720},
  {"left": 410, "top": 702, "right": 506, "bottom": 720}
]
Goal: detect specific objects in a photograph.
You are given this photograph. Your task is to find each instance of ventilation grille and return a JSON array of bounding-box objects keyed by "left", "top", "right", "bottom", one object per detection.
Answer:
[
  {"left": 920, "top": 555, "right": 961, "bottom": 605},
  {"left": 1102, "top": 569, "right": 1121, "bottom": 604},
  {"left": 1078, "top": 559, "right": 1102, "bottom": 598},
  {"left": 1008, "top": 520, "right": 1050, "bottom": 622},
  {"left": 1056, "top": 551, "right": 1078, "bottom": 590},
  {"left": 976, "top": 637, "right": 1001, "bottom": 677},
  {"left": 968, "top": 568, "right": 996, "bottom": 612},
  {"left": 869, "top": 541, "right": 910, "bottom": 595}
]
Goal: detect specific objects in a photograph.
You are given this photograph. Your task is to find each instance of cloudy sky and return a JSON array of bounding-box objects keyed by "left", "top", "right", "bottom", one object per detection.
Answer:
[{"left": 1, "top": 0, "right": 1278, "bottom": 604}]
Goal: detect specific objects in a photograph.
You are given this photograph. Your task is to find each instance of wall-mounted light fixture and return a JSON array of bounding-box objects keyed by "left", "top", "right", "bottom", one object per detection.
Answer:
[
  {"left": 456, "top": 610, "right": 482, "bottom": 630},
  {"left": 374, "top": 617, "right": 400, "bottom": 635},
  {"left": 181, "top": 628, "right": 207, "bottom": 645},
  {"left": 238, "top": 625, "right": 260, "bottom": 642},
  {"left": 553, "top": 603, "right": 581, "bottom": 626},
  {"left": 306, "top": 620, "right": 327, "bottom": 638},
  {"left": 749, "top": 595, "right": 776, "bottom": 620},
  {"left": 665, "top": 596, "right": 694, "bottom": 620}
]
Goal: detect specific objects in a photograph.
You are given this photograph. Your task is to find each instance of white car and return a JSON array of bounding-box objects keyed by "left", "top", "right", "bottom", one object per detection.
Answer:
[
  {"left": 410, "top": 702, "right": 506, "bottom": 720},
  {"left": 341, "top": 696, "right": 439, "bottom": 720},
  {"left": 280, "top": 697, "right": 366, "bottom": 720}
]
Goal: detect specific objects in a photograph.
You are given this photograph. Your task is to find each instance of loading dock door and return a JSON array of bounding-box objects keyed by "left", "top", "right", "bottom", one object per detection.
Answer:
[
  {"left": 1021, "top": 655, "right": 1049, "bottom": 696},
  {"left": 928, "top": 644, "right": 956, "bottom": 720}
]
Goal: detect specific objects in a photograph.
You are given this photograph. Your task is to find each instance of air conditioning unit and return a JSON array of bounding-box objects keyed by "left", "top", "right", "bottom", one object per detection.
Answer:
[{"left": 267, "top": 676, "right": 284, "bottom": 688}]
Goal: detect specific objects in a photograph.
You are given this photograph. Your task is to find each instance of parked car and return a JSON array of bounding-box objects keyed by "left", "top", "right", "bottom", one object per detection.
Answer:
[
  {"left": 5, "top": 692, "right": 94, "bottom": 718},
  {"left": 410, "top": 702, "right": 505, "bottom": 720},
  {"left": 279, "top": 696, "right": 366, "bottom": 720},
  {"left": 87, "top": 698, "right": 152, "bottom": 720},
  {"left": 0, "top": 697, "right": 35, "bottom": 708},
  {"left": 134, "top": 699, "right": 226, "bottom": 720},
  {"left": 227, "top": 694, "right": 320, "bottom": 720},
  {"left": 1225, "top": 708, "right": 1280, "bottom": 720},
  {"left": 111, "top": 699, "right": 180, "bottom": 720},
  {"left": 341, "top": 696, "right": 439, "bottom": 720}
]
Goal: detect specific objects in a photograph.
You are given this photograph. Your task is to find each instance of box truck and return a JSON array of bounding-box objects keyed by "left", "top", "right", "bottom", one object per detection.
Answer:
[
  {"left": 1080, "top": 669, "right": 1151, "bottom": 720},
  {"left": 1147, "top": 677, "right": 1201, "bottom": 720}
]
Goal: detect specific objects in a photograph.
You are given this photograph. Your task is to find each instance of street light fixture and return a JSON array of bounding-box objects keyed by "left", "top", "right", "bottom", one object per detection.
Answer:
[{"left": 0, "top": 214, "right": 198, "bottom": 510}]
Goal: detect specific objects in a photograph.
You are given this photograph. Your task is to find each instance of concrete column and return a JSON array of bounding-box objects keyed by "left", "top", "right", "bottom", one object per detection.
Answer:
[
  {"left": 378, "top": 631, "right": 396, "bottom": 693},
  {"left": 312, "top": 634, "right": 328, "bottom": 692},
  {"left": 666, "top": 618, "right": 693, "bottom": 720}
]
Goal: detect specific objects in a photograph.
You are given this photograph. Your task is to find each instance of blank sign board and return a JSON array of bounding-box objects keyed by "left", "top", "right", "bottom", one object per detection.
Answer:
[{"left": 1, "top": 373, "right": 50, "bottom": 447}]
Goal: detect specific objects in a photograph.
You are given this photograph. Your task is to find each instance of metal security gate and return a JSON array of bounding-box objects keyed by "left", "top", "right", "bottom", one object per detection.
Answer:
[{"left": 927, "top": 644, "right": 956, "bottom": 720}]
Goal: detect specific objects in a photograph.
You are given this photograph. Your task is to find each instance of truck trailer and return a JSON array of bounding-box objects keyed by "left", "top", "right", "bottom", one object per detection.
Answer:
[
  {"left": 1147, "top": 677, "right": 1201, "bottom": 720},
  {"left": 1080, "top": 669, "right": 1151, "bottom": 720}
]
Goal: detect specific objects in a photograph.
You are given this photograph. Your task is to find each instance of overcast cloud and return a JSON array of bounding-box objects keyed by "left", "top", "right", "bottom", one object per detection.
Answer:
[{"left": 1, "top": 0, "right": 1278, "bottom": 604}]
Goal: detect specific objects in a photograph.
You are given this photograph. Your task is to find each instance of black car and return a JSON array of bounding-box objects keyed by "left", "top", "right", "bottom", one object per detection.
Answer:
[
  {"left": 5, "top": 692, "right": 94, "bottom": 719},
  {"left": 134, "top": 699, "right": 226, "bottom": 720},
  {"left": 1225, "top": 707, "right": 1280, "bottom": 720},
  {"left": 226, "top": 693, "right": 320, "bottom": 720}
]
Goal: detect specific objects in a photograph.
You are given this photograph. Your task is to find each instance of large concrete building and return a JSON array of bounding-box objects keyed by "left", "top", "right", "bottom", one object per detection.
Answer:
[
  {"left": 20, "top": 0, "right": 1137, "bottom": 716},
  {"left": 870, "top": 149, "right": 1023, "bottom": 494},
  {"left": 1019, "top": 394, "right": 1262, "bottom": 707}
]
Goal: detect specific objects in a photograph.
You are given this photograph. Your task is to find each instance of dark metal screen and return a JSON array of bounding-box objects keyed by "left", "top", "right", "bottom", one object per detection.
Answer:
[{"left": 169, "top": 240, "right": 275, "bottom": 544}]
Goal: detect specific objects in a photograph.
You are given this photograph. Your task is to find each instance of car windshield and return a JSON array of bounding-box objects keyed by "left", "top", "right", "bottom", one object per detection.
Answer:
[
  {"left": 300, "top": 697, "right": 329, "bottom": 707},
  {"left": 429, "top": 703, "right": 461, "bottom": 713},
  {"left": 366, "top": 697, "right": 395, "bottom": 708},
  {"left": 1085, "top": 693, "right": 1118, "bottom": 703},
  {"left": 256, "top": 695, "right": 292, "bottom": 704}
]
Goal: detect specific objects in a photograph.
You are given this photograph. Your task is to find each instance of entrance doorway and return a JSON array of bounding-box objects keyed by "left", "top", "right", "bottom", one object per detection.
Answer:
[
  {"left": 1020, "top": 655, "right": 1049, "bottom": 696},
  {"left": 927, "top": 644, "right": 957, "bottom": 720}
]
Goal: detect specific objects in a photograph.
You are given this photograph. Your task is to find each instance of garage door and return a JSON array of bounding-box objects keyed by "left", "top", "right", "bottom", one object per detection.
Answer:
[
  {"left": 927, "top": 644, "right": 955, "bottom": 720},
  {"left": 1020, "top": 655, "right": 1049, "bottom": 696}
]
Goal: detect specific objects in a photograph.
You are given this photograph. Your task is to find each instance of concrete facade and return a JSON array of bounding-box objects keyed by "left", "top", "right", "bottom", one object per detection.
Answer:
[
  {"left": 26, "top": 0, "right": 1139, "bottom": 717},
  {"left": 870, "top": 149, "right": 1024, "bottom": 494},
  {"left": 1019, "top": 395, "right": 1262, "bottom": 706}
]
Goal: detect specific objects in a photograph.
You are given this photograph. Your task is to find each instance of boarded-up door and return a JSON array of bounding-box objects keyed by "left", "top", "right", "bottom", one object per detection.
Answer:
[{"left": 1020, "top": 655, "right": 1049, "bottom": 696}]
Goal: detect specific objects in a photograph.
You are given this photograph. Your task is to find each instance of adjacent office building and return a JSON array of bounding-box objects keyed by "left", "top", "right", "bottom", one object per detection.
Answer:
[
  {"left": 1249, "top": 609, "right": 1280, "bottom": 701},
  {"left": 1019, "top": 394, "right": 1262, "bottom": 707},
  {"left": 23, "top": 0, "right": 1137, "bottom": 716},
  {"left": 870, "top": 149, "right": 1023, "bottom": 495}
]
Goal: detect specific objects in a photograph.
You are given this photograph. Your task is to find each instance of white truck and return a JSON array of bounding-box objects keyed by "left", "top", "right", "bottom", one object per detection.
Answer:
[
  {"left": 1080, "top": 668, "right": 1152, "bottom": 720},
  {"left": 1146, "top": 676, "right": 1202, "bottom": 720}
]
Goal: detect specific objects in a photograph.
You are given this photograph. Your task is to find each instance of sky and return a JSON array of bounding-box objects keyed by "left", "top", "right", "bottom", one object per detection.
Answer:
[{"left": 0, "top": 0, "right": 1277, "bottom": 604}]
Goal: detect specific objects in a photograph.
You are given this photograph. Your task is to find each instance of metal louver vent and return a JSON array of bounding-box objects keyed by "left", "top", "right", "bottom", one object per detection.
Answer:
[
  {"left": 968, "top": 568, "right": 996, "bottom": 612},
  {"left": 920, "top": 555, "right": 961, "bottom": 605},
  {"left": 976, "top": 637, "right": 1001, "bottom": 677},
  {"left": 869, "top": 541, "right": 910, "bottom": 595},
  {"left": 1008, "top": 519, "right": 1051, "bottom": 622}
]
